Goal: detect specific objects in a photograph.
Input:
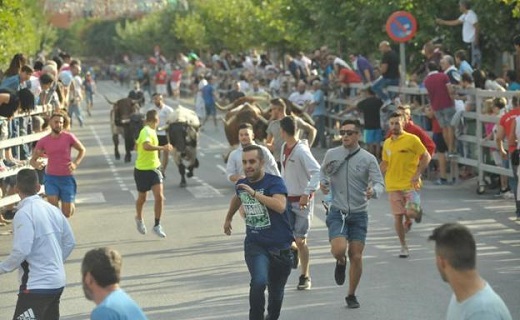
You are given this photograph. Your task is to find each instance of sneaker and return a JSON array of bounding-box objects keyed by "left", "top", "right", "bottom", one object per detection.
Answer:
[
  {"left": 414, "top": 207, "right": 423, "bottom": 223},
  {"left": 345, "top": 295, "right": 360, "bottom": 309},
  {"left": 291, "top": 248, "right": 299, "bottom": 269},
  {"left": 399, "top": 246, "right": 409, "bottom": 258},
  {"left": 334, "top": 257, "right": 347, "bottom": 285},
  {"left": 135, "top": 218, "right": 147, "bottom": 235},
  {"left": 153, "top": 225, "right": 167, "bottom": 238},
  {"left": 404, "top": 219, "right": 413, "bottom": 233},
  {"left": 297, "top": 275, "right": 311, "bottom": 290},
  {"left": 502, "top": 191, "right": 515, "bottom": 200}
]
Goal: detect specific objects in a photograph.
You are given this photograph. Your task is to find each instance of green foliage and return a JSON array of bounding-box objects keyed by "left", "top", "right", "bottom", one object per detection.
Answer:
[
  {"left": 0, "top": 0, "right": 50, "bottom": 68},
  {"left": 48, "top": 0, "right": 519, "bottom": 74},
  {"left": 501, "top": 0, "right": 520, "bottom": 17}
]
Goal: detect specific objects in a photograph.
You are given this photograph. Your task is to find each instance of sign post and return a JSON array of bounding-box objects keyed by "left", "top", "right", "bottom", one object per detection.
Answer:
[{"left": 385, "top": 11, "right": 417, "bottom": 86}]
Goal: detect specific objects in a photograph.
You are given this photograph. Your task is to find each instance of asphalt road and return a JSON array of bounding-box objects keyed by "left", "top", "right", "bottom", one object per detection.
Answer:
[{"left": 1, "top": 81, "right": 519, "bottom": 320}]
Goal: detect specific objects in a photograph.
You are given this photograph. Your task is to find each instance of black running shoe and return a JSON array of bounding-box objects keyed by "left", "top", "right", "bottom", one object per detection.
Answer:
[
  {"left": 334, "top": 257, "right": 347, "bottom": 285},
  {"left": 297, "top": 275, "right": 311, "bottom": 290},
  {"left": 345, "top": 295, "right": 360, "bottom": 309}
]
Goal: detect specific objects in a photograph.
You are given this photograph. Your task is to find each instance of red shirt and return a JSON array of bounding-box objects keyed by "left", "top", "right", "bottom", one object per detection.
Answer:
[
  {"left": 405, "top": 121, "right": 436, "bottom": 156},
  {"left": 424, "top": 72, "right": 453, "bottom": 111},
  {"left": 171, "top": 70, "right": 182, "bottom": 82},
  {"left": 339, "top": 68, "right": 362, "bottom": 84},
  {"left": 155, "top": 70, "right": 167, "bottom": 84},
  {"left": 499, "top": 108, "right": 520, "bottom": 153}
]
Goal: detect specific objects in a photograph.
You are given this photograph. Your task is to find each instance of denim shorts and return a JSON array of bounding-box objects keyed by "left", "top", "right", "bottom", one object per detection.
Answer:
[
  {"left": 326, "top": 207, "right": 368, "bottom": 244},
  {"left": 434, "top": 108, "right": 456, "bottom": 128},
  {"left": 44, "top": 174, "right": 77, "bottom": 203},
  {"left": 287, "top": 200, "right": 313, "bottom": 238}
]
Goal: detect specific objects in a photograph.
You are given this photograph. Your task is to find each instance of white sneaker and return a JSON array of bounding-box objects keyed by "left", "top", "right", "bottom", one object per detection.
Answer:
[
  {"left": 153, "top": 225, "right": 167, "bottom": 238},
  {"left": 135, "top": 218, "right": 147, "bottom": 235},
  {"left": 399, "top": 246, "right": 409, "bottom": 258},
  {"left": 502, "top": 191, "right": 515, "bottom": 200}
]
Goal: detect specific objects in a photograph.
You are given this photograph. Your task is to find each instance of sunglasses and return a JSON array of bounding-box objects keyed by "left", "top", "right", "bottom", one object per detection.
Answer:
[{"left": 339, "top": 129, "right": 358, "bottom": 136}]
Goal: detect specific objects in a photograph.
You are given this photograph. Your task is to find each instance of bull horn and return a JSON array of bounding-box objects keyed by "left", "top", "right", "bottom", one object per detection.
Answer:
[
  {"left": 224, "top": 114, "right": 237, "bottom": 127},
  {"left": 103, "top": 95, "right": 116, "bottom": 105},
  {"left": 215, "top": 101, "right": 236, "bottom": 111}
]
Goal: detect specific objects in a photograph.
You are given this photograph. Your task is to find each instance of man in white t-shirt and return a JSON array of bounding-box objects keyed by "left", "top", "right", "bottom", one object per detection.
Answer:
[
  {"left": 429, "top": 223, "right": 512, "bottom": 320},
  {"left": 288, "top": 81, "right": 314, "bottom": 110},
  {"left": 150, "top": 93, "right": 174, "bottom": 176},
  {"left": 436, "top": 0, "right": 480, "bottom": 68}
]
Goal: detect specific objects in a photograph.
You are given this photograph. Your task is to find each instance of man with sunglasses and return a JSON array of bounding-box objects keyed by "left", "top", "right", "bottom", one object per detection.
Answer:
[
  {"left": 319, "top": 119, "right": 384, "bottom": 309},
  {"left": 223, "top": 145, "right": 293, "bottom": 320},
  {"left": 381, "top": 111, "right": 431, "bottom": 258}
]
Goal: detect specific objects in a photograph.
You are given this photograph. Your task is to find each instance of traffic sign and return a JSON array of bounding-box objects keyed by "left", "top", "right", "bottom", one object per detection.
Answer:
[{"left": 386, "top": 11, "right": 417, "bottom": 43}]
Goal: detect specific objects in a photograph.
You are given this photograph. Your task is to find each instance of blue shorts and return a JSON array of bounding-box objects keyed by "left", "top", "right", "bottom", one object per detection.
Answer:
[
  {"left": 363, "top": 129, "right": 383, "bottom": 145},
  {"left": 44, "top": 174, "right": 77, "bottom": 203},
  {"left": 326, "top": 207, "right": 368, "bottom": 244},
  {"left": 205, "top": 102, "right": 216, "bottom": 116}
]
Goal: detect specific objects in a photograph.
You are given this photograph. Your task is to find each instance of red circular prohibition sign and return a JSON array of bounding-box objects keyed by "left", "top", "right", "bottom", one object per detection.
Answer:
[{"left": 386, "top": 11, "right": 417, "bottom": 43}]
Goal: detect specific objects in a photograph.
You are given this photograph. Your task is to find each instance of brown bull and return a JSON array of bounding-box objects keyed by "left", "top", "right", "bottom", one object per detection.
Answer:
[
  {"left": 105, "top": 96, "right": 143, "bottom": 163},
  {"left": 216, "top": 96, "right": 270, "bottom": 147}
]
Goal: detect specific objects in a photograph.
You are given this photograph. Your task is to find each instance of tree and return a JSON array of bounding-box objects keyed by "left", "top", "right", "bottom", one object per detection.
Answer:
[{"left": 0, "top": 0, "right": 49, "bottom": 68}]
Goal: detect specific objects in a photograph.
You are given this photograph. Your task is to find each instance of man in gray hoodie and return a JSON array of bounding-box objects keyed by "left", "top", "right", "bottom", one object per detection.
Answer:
[
  {"left": 280, "top": 116, "right": 321, "bottom": 291},
  {"left": 319, "top": 119, "right": 384, "bottom": 309}
]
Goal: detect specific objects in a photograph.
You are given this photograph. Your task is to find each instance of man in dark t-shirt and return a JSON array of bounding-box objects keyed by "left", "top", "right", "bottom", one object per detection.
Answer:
[
  {"left": 371, "top": 41, "right": 400, "bottom": 105},
  {"left": 224, "top": 145, "right": 293, "bottom": 320},
  {"left": 356, "top": 88, "right": 383, "bottom": 159}
]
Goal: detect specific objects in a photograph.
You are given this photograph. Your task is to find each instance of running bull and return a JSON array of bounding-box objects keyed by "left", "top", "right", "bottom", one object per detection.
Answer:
[
  {"left": 163, "top": 105, "right": 201, "bottom": 187},
  {"left": 106, "top": 96, "right": 143, "bottom": 163}
]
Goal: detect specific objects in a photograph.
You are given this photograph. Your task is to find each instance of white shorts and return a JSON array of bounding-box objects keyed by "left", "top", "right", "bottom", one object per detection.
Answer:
[{"left": 156, "top": 84, "right": 167, "bottom": 95}]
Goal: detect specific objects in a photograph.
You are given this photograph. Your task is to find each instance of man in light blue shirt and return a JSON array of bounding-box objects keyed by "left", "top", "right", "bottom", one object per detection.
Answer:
[
  {"left": 429, "top": 223, "right": 512, "bottom": 320},
  {"left": 82, "top": 248, "right": 147, "bottom": 320}
]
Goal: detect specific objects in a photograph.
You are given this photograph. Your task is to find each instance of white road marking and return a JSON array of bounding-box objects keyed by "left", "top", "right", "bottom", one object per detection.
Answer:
[
  {"left": 216, "top": 165, "right": 226, "bottom": 174},
  {"left": 76, "top": 192, "right": 106, "bottom": 204},
  {"left": 90, "top": 125, "right": 130, "bottom": 192},
  {"left": 434, "top": 208, "right": 471, "bottom": 213}
]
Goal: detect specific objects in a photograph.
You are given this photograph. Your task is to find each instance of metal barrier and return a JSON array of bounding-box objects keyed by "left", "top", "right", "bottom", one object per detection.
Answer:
[
  {"left": 325, "top": 83, "right": 518, "bottom": 193},
  {"left": 0, "top": 105, "right": 51, "bottom": 209}
]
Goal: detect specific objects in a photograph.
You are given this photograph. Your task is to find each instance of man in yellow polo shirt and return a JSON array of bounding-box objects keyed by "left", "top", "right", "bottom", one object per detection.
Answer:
[
  {"left": 380, "top": 111, "right": 431, "bottom": 258},
  {"left": 134, "top": 109, "right": 173, "bottom": 238}
]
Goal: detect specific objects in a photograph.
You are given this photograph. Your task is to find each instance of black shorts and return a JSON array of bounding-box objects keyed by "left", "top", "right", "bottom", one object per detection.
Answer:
[
  {"left": 13, "top": 289, "right": 63, "bottom": 320},
  {"left": 134, "top": 168, "right": 163, "bottom": 192},
  {"left": 157, "top": 135, "right": 168, "bottom": 146},
  {"left": 433, "top": 133, "right": 448, "bottom": 153}
]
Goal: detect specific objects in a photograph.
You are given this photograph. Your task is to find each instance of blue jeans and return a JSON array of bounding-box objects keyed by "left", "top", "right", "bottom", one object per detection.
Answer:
[
  {"left": 244, "top": 242, "right": 292, "bottom": 320},
  {"left": 68, "top": 103, "right": 84, "bottom": 127},
  {"left": 371, "top": 77, "right": 399, "bottom": 102}
]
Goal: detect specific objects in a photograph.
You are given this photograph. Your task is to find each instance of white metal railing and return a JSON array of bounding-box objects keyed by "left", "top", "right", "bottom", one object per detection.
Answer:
[{"left": 0, "top": 105, "right": 52, "bottom": 210}]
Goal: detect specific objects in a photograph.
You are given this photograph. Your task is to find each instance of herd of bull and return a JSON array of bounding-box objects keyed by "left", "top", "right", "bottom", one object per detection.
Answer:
[{"left": 105, "top": 96, "right": 315, "bottom": 187}]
